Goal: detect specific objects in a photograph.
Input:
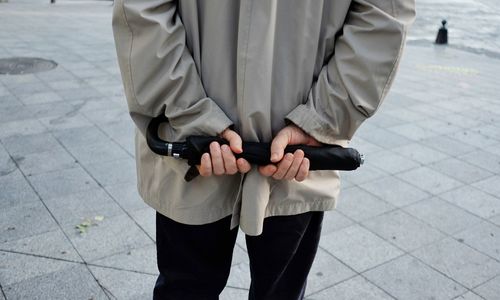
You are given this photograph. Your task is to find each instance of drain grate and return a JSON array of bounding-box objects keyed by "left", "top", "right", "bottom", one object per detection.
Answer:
[{"left": 0, "top": 57, "right": 58, "bottom": 75}]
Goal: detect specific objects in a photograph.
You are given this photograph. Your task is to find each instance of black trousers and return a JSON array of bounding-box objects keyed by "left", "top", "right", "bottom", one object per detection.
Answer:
[{"left": 153, "top": 211, "right": 324, "bottom": 300}]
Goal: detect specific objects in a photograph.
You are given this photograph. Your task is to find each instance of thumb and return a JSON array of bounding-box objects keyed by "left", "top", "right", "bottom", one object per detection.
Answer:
[
  {"left": 221, "top": 129, "right": 243, "bottom": 154},
  {"left": 270, "top": 129, "right": 290, "bottom": 163}
]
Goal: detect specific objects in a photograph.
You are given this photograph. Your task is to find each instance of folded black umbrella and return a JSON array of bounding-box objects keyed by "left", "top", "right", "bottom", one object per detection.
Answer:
[{"left": 147, "top": 115, "right": 364, "bottom": 181}]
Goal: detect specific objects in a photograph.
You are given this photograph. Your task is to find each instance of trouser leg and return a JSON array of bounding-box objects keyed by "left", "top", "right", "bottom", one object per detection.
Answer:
[
  {"left": 153, "top": 212, "right": 238, "bottom": 300},
  {"left": 245, "top": 211, "right": 324, "bottom": 300}
]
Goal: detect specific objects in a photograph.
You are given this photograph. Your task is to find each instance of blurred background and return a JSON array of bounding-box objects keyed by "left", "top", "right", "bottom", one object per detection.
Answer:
[{"left": 1, "top": 0, "right": 499, "bottom": 299}]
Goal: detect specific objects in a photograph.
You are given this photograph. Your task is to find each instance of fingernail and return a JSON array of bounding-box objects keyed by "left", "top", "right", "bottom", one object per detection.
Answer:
[{"left": 271, "top": 153, "right": 278, "bottom": 161}]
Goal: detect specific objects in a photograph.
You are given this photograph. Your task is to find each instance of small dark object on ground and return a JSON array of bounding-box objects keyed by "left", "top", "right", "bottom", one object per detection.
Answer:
[{"left": 435, "top": 20, "right": 448, "bottom": 44}]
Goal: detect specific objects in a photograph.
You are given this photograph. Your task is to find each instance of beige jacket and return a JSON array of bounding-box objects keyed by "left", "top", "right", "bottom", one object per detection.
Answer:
[{"left": 112, "top": 0, "right": 415, "bottom": 235}]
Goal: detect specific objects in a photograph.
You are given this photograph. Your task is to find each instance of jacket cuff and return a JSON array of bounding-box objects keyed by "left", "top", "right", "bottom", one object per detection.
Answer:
[{"left": 285, "top": 104, "right": 349, "bottom": 147}]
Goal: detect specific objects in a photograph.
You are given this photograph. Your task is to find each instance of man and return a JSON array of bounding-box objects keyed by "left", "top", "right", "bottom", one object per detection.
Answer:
[{"left": 112, "top": 0, "right": 415, "bottom": 299}]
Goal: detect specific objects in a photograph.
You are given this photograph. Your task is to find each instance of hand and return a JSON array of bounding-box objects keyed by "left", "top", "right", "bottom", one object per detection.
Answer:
[
  {"left": 258, "top": 124, "right": 321, "bottom": 182},
  {"left": 197, "top": 127, "right": 251, "bottom": 177}
]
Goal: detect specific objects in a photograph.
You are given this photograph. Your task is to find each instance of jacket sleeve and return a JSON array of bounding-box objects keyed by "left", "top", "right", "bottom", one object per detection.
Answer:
[
  {"left": 285, "top": 0, "right": 416, "bottom": 145},
  {"left": 112, "top": 0, "right": 233, "bottom": 141}
]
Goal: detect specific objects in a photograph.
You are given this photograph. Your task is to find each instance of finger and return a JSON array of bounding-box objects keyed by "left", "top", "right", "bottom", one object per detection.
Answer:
[
  {"left": 270, "top": 129, "right": 290, "bottom": 163},
  {"left": 198, "top": 153, "right": 212, "bottom": 177},
  {"left": 223, "top": 129, "right": 243, "bottom": 154},
  {"left": 210, "top": 142, "right": 225, "bottom": 175},
  {"left": 295, "top": 157, "right": 310, "bottom": 182},
  {"left": 258, "top": 164, "right": 277, "bottom": 177},
  {"left": 221, "top": 144, "right": 238, "bottom": 175},
  {"left": 272, "top": 153, "right": 294, "bottom": 180},
  {"left": 284, "top": 150, "right": 304, "bottom": 180},
  {"left": 237, "top": 158, "right": 252, "bottom": 173}
]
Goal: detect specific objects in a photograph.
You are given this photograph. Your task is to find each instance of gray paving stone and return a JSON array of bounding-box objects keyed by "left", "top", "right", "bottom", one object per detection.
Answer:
[
  {"left": 404, "top": 198, "right": 482, "bottom": 235},
  {"left": 365, "top": 150, "right": 420, "bottom": 174},
  {"left": 92, "top": 244, "right": 157, "bottom": 275},
  {"left": 387, "top": 123, "right": 441, "bottom": 141},
  {"left": 440, "top": 186, "right": 500, "bottom": 219},
  {"left": 0, "top": 200, "right": 58, "bottom": 243},
  {"left": 336, "top": 186, "right": 395, "bottom": 222},
  {"left": 489, "top": 214, "right": 500, "bottom": 226},
  {"left": 306, "top": 248, "right": 356, "bottom": 295},
  {"left": 13, "top": 148, "right": 78, "bottom": 176},
  {"left": 9, "top": 82, "right": 51, "bottom": 96},
  {"left": 220, "top": 287, "right": 249, "bottom": 300},
  {"left": 17, "top": 91, "right": 63, "bottom": 105},
  {"left": 231, "top": 244, "right": 249, "bottom": 266},
  {"left": 361, "top": 176, "right": 430, "bottom": 207},
  {"left": 396, "top": 166, "right": 463, "bottom": 195},
  {"left": 27, "top": 166, "right": 99, "bottom": 200},
  {"left": 89, "top": 265, "right": 156, "bottom": 300},
  {"left": 44, "top": 188, "right": 124, "bottom": 226},
  {"left": 320, "top": 224, "right": 403, "bottom": 272},
  {"left": 83, "top": 107, "right": 130, "bottom": 126},
  {"left": 65, "top": 140, "right": 130, "bottom": 166},
  {"left": 414, "top": 118, "right": 462, "bottom": 135},
  {"left": 0, "top": 119, "right": 47, "bottom": 139},
  {"left": 473, "top": 124, "right": 500, "bottom": 141},
  {"left": 63, "top": 214, "right": 153, "bottom": 262},
  {"left": 340, "top": 164, "right": 388, "bottom": 185},
  {"left": 459, "top": 149, "right": 500, "bottom": 174},
  {"left": 236, "top": 229, "right": 247, "bottom": 252},
  {"left": 73, "top": 68, "right": 111, "bottom": 79},
  {"left": 414, "top": 237, "right": 500, "bottom": 289},
  {"left": 38, "top": 114, "right": 93, "bottom": 131},
  {"left": 472, "top": 175, "right": 500, "bottom": 197},
  {"left": 130, "top": 207, "right": 156, "bottom": 240},
  {"left": 421, "top": 135, "right": 477, "bottom": 157},
  {"left": 104, "top": 182, "right": 149, "bottom": 212},
  {"left": 364, "top": 255, "right": 466, "bottom": 300},
  {"left": 3, "top": 265, "right": 107, "bottom": 300},
  {"left": 0, "top": 229, "right": 81, "bottom": 262},
  {"left": 0, "top": 95, "right": 22, "bottom": 109},
  {"left": 362, "top": 210, "right": 445, "bottom": 252},
  {"left": 0, "top": 251, "right": 74, "bottom": 286},
  {"left": 56, "top": 87, "right": 103, "bottom": 101},
  {"left": 449, "top": 129, "right": 499, "bottom": 149},
  {"left": 307, "top": 276, "right": 392, "bottom": 300},
  {"left": 226, "top": 263, "right": 251, "bottom": 289},
  {"left": 455, "top": 222, "right": 500, "bottom": 261},
  {"left": 47, "top": 79, "right": 86, "bottom": 91},
  {"left": 429, "top": 157, "right": 493, "bottom": 184},
  {"left": 321, "top": 211, "right": 355, "bottom": 235},
  {"left": 394, "top": 142, "right": 450, "bottom": 165},
  {"left": 474, "top": 276, "right": 500, "bottom": 300},
  {"left": 484, "top": 143, "right": 500, "bottom": 157},
  {"left": 454, "top": 291, "right": 485, "bottom": 300},
  {"left": 0, "top": 144, "right": 16, "bottom": 177},
  {"left": 85, "top": 157, "right": 136, "bottom": 186},
  {"left": 441, "top": 113, "right": 485, "bottom": 130},
  {"left": 356, "top": 127, "right": 413, "bottom": 149},
  {"left": 1, "top": 132, "right": 63, "bottom": 157},
  {"left": 349, "top": 136, "right": 384, "bottom": 155},
  {"left": 384, "top": 108, "right": 427, "bottom": 123},
  {"left": 369, "top": 110, "right": 407, "bottom": 128},
  {"left": 0, "top": 105, "right": 33, "bottom": 123},
  {"left": 52, "top": 125, "right": 110, "bottom": 148}
]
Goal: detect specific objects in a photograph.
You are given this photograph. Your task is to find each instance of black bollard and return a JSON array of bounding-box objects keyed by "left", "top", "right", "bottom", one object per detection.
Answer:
[{"left": 435, "top": 20, "right": 448, "bottom": 44}]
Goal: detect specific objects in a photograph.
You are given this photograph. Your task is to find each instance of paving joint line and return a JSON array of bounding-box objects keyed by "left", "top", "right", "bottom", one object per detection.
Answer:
[
  {"left": 49, "top": 128, "right": 156, "bottom": 243},
  {"left": 3, "top": 149, "right": 113, "bottom": 300}
]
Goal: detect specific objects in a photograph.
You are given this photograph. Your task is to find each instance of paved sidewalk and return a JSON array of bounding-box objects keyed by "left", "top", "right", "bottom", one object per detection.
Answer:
[{"left": 1, "top": 1, "right": 500, "bottom": 300}]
